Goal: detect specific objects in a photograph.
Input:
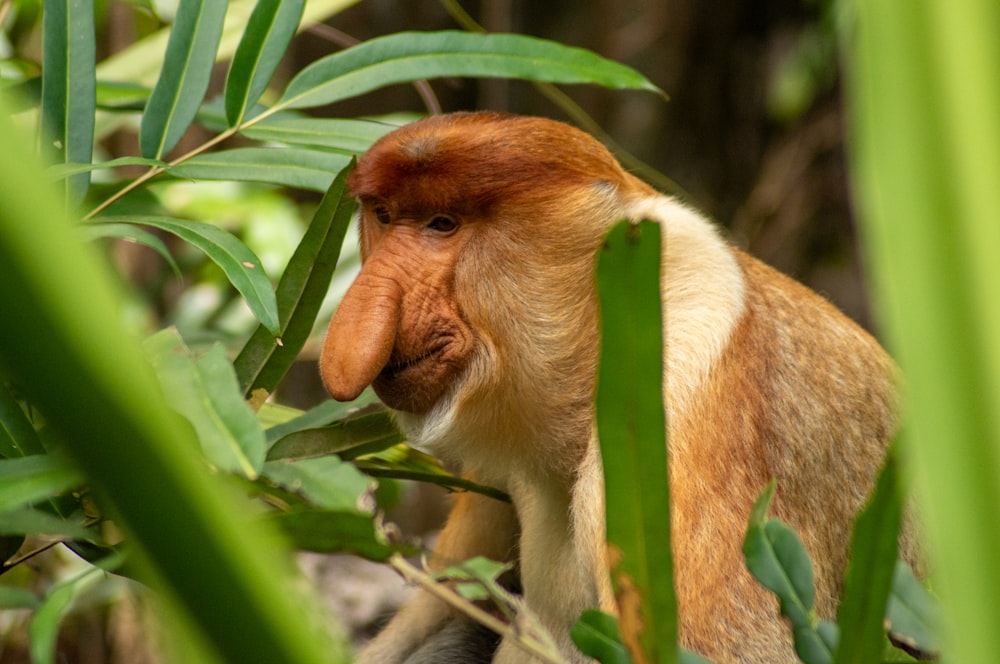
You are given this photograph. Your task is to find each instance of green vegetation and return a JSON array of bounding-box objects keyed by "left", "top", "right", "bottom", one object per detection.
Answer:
[
  {"left": 0, "top": 1, "right": 657, "bottom": 661},
  {"left": 2, "top": 1, "right": 996, "bottom": 662}
]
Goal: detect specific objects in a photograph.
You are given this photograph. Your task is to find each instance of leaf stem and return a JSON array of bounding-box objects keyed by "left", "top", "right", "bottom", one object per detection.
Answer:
[
  {"left": 85, "top": 75, "right": 304, "bottom": 221},
  {"left": 0, "top": 538, "right": 64, "bottom": 576},
  {"left": 388, "top": 553, "right": 567, "bottom": 664},
  {"left": 85, "top": 125, "right": 236, "bottom": 220}
]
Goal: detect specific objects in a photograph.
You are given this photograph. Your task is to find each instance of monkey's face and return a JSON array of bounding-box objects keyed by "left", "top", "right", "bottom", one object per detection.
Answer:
[
  {"left": 326, "top": 199, "right": 478, "bottom": 414},
  {"left": 320, "top": 112, "right": 637, "bottom": 420}
]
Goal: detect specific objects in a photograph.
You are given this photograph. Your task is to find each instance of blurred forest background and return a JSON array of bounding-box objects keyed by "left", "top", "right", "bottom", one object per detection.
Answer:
[{"left": 1, "top": 0, "right": 861, "bottom": 661}]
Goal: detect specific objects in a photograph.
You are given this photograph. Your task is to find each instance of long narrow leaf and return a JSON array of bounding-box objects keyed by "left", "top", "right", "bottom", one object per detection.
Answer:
[
  {"left": 224, "top": 0, "right": 305, "bottom": 126},
  {"left": 359, "top": 466, "right": 509, "bottom": 503},
  {"left": 353, "top": 444, "right": 510, "bottom": 503},
  {"left": 266, "top": 409, "right": 401, "bottom": 461},
  {"left": 596, "top": 220, "right": 677, "bottom": 664},
  {"left": 92, "top": 0, "right": 358, "bottom": 142},
  {"left": 234, "top": 161, "right": 355, "bottom": 395},
  {"left": 0, "top": 508, "right": 95, "bottom": 541},
  {"left": 0, "top": 586, "right": 40, "bottom": 611},
  {"left": 48, "top": 156, "right": 168, "bottom": 179},
  {"left": 886, "top": 560, "right": 942, "bottom": 657},
  {"left": 139, "top": 0, "right": 228, "bottom": 158},
  {"left": 40, "top": 0, "right": 96, "bottom": 204},
  {"left": 95, "top": 80, "right": 151, "bottom": 110},
  {"left": 144, "top": 329, "right": 266, "bottom": 479},
  {"left": 196, "top": 100, "right": 411, "bottom": 153},
  {"left": 170, "top": 146, "right": 352, "bottom": 192},
  {"left": 29, "top": 567, "right": 103, "bottom": 664},
  {"left": 94, "top": 215, "right": 279, "bottom": 334},
  {"left": 846, "top": 4, "right": 1000, "bottom": 662},
  {"left": 0, "top": 455, "right": 83, "bottom": 512},
  {"left": 0, "top": 382, "right": 45, "bottom": 457},
  {"left": 832, "top": 450, "right": 902, "bottom": 664},
  {"left": 96, "top": 0, "right": 358, "bottom": 87},
  {"left": 275, "top": 31, "right": 663, "bottom": 112},
  {"left": 78, "top": 222, "right": 182, "bottom": 278},
  {"left": 0, "top": 100, "right": 347, "bottom": 663},
  {"left": 239, "top": 116, "right": 400, "bottom": 153},
  {"left": 263, "top": 391, "right": 381, "bottom": 446}
]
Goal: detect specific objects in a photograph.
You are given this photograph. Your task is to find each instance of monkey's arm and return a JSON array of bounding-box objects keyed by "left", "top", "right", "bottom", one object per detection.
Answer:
[
  {"left": 493, "top": 443, "right": 610, "bottom": 664},
  {"left": 359, "top": 488, "right": 518, "bottom": 664}
]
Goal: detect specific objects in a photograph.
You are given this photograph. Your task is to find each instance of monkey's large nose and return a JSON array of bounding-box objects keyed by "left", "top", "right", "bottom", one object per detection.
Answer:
[{"left": 319, "top": 275, "right": 401, "bottom": 402}]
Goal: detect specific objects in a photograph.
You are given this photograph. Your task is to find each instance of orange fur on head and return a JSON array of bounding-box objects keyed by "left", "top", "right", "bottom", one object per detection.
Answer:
[{"left": 319, "top": 112, "right": 914, "bottom": 664}]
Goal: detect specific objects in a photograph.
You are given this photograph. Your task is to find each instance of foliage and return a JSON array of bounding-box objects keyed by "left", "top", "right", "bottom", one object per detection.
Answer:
[
  {"left": 744, "top": 481, "right": 840, "bottom": 663},
  {"left": 740, "top": 469, "right": 941, "bottom": 664},
  {"left": 3, "top": 1, "right": 987, "bottom": 663},
  {"left": 594, "top": 220, "right": 680, "bottom": 663},
  {"left": 845, "top": 1, "right": 1000, "bottom": 662},
  {"left": 0, "top": 0, "right": 659, "bottom": 661},
  {"left": 584, "top": 2, "right": 1000, "bottom": 662}
]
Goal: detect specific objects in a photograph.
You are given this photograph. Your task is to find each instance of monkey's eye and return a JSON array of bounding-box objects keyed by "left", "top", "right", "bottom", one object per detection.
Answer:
[
  {"left": 373, "top": 205, "right": 391, "bottom": 225},
  {"left": 427, "top": 215, "right": 459, "bottom": 234}
]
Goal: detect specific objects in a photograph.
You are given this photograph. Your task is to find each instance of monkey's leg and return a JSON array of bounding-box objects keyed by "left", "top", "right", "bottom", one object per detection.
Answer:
[
  {"left": 401, "top": 617, "right": 501, "bottom": 664},
  {"left": 358, "top": 489, "right": 518, "bottom": 664}
]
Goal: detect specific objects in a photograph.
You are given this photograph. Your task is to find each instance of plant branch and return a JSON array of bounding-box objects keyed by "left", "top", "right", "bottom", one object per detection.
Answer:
[
  {"left": 389, "top": 553, "right": 567, "bottom": 664},
  {"left": 0, "top": 538, "right": 63, "bottom": 576},
  {"left": 85, "top": 126, "right": 239, "bottom": 220}
]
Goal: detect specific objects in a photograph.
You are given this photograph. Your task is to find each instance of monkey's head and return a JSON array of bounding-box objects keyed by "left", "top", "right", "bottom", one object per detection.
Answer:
[{"left": 320, "top": 113, "right": 649, "bottom": 453}]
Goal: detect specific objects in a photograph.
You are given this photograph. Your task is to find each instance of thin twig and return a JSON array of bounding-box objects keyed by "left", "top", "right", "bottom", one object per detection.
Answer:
[
  {"left": 0, "top": 538, "right": 63, "bottom": 576},
  {"left": 85, "top": 126, "right": 239, "bottom": 220},
  {"left": 306, "top": 23, "right": 441, "bottom": 115},
  {"left": 439, "top": 0, "right": 482, "bottom": 32},
  {"left": 85, "top": 89, "right": 299, "bottom": 220},
  {"left": 389, "top": 553, "right": 567, "bottom": 664}
]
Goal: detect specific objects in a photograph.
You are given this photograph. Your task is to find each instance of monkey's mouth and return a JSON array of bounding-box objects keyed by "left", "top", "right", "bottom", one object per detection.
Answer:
[
  {"left": 373, "top": 339, "right": 469, "bottom": 414},
  {"left": 378, "top": 347, "right": 443, "bottom": 381}
]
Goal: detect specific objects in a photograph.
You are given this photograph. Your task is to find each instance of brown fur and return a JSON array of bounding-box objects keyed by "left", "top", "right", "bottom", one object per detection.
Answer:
[
  {"left": 319, "top": 112, "right": 911, "bottom": 663},
  {"left": 668, "top": 253, "right": 898, "bottom": 661}
]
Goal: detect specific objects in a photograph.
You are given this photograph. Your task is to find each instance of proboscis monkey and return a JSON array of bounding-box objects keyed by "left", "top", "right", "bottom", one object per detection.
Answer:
[{"left": 320, "top": 112, "right": 913, "bottom": 664}]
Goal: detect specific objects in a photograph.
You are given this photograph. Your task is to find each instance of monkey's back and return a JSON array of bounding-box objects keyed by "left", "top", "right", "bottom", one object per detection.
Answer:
[{"left": 667, "top": 251, "right": 902, "bottom": 664}]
